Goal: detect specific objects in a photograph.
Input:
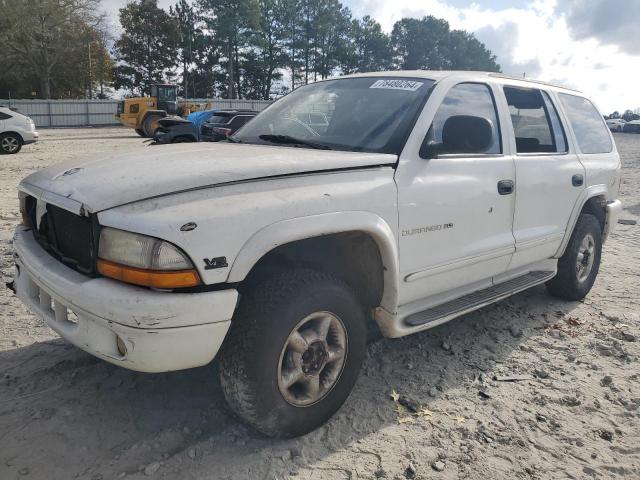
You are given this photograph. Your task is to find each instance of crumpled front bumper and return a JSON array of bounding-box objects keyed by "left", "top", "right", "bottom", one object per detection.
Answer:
[{"left": 12, "top": 225, "right": 238, "bottom": 373}]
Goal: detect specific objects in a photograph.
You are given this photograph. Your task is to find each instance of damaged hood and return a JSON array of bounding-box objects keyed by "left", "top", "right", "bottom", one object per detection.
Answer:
[{"left": 20, "top": 142, "right": 396, "bottom": 213}]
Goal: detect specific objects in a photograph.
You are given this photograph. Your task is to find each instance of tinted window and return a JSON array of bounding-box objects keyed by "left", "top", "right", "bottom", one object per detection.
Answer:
[
  {"left": 504, "top": 87, "right": 566, "bottom": 153},
  {"left": 428, "top": 83, "right": 501, "bottom": 155},
  {"left": 206, "top": 114, "right": 232, "bottom": 124},
  {"left": 0, "top": 112, "right": 12, "bottom": 120},
  {"left": 542, "top": 92, "right": 567, "bottom": 152},
  {"left": 559, "top": 93, "right": 612, "bottom": 154}
]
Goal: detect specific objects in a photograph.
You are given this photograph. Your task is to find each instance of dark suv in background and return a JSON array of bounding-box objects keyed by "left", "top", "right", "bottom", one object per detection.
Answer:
[
  {"left": 153, "top": 109, "right": 258, "bottom": 144},
  {"left": 200, "top": 110, "right": 257, "bottom": 141}
]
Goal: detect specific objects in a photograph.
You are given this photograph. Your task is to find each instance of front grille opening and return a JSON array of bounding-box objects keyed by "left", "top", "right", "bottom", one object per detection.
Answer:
[{"left": 25, "top": 195, "right": 97, "bottom": 275}]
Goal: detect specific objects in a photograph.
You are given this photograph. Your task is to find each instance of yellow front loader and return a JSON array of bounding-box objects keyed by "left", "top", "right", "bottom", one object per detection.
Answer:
[{"left": 115, "top": 84, "right": 211, "bottom": 137}]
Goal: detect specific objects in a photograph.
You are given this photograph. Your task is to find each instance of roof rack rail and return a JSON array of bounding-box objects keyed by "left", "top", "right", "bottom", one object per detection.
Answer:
[{"left": 488, "top": 73, "right": 581, "bottom": 92}]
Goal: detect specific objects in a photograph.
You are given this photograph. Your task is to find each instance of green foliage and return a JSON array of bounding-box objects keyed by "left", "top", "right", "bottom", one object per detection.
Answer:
[
  {"left": 1, "top": 0, "right": 502, "bottom": 100},
  {"left": 391, "top": 16, "right": 500, "bottom": 72},
  {"left": 113, "top": 0, "right": 180, "bottom": 95},
  {"left": 0, "top": 0, "right": 113, "bottom": 99}
]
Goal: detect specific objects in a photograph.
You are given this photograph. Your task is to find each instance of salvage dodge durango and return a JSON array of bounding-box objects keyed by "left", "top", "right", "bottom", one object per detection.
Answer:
[{"left": 10, "top": 71, "right": 622, "bottom": 437}]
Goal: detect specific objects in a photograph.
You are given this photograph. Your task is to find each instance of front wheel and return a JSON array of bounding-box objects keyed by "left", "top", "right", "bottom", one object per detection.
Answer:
[
  {"left": 0, "top": 133, "right": 22, "bottom": 154},
  {"left": 219, "top": 269, "right": 367, "bottom": 437},
  {"left": 546, "top": 214, "right": 602, "bottom": 300}
]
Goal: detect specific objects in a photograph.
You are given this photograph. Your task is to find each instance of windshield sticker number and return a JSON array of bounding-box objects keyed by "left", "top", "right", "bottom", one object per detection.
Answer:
[{"left": 370, "top": 79, "right": 424, "bottom": 91}]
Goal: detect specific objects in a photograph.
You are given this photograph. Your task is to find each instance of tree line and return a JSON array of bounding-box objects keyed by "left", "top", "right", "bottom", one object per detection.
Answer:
[
  {"left": 605, "top": 110, "right": 640, "bottom": 122},
  {"left": 0, "top": 0, "right": 501, "bottom": 100},
  {"left": 0, "top": 0, "right": 113, "bottom": 99}
]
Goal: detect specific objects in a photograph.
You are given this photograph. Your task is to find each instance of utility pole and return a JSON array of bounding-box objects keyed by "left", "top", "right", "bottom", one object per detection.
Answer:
[{"left": 88, "top": 42, "right": 93, "bottom": 99}]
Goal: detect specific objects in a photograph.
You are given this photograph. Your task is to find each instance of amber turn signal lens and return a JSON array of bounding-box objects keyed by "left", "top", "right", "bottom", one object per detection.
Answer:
[{"left": 97, "top": 259, "right": 201, "bottom": 289}]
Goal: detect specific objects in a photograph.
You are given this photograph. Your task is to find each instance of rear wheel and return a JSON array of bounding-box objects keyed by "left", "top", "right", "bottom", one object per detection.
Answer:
[
  {"left": 546, "top": 214, "right": 602, "bottom": 300},
  {"left": 219, "top": 269, "right": 367, "bottom": 437},
  {"left": 142, "top": 115, "right": 161, "bottom": 138},
  {"left": 134, "top": 128, "right": 146, "bottom": 137},
  {"left": 0, "top": 133, "right": 22, "bottom": 154}
]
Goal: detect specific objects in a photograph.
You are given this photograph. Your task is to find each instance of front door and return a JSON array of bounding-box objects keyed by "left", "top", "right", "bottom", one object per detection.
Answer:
[{"left": 395, "top": 81, "right": 516, "bottom": 305}]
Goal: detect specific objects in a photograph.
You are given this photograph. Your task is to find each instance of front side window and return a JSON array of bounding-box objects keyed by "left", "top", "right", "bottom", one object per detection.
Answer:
[
  {"left": 558, "top": 93, "right": 612, "bottom": 154},
  {"left": 0, "top": 111, "right": 12, "bottom": 120},
  {"left": 427, "top": 83, "right": 502, "bottom": 155},
  {"left": 504, "top": 87, "right": 567, "bottom": 154},
  {"left": 233, "top": 77, "right": 434, "bottom": 154}
]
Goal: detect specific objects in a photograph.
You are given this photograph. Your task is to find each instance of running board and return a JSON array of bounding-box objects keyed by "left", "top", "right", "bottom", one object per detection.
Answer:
[{"left": 404, "top": 271, "right": 556, "bottom": 327}]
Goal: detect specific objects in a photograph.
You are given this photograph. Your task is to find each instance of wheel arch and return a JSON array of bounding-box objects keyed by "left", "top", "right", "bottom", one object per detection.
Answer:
[
  {"left": 556, "top": 185, "right": 609, "bottom": 257},
  {"left": 1, "top": 131, "right": 24, "bottom": 144},
  {"left": 227, "top": 212, "right": 400, "bottom": 317}
]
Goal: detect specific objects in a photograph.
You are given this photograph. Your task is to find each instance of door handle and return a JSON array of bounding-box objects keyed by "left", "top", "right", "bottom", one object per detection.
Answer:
[
  {"left": 497, "top": 180, "right": 514, "bottom": 195},
  {"left": 572, "top": 174, "right": 584, "bottom": 187}
]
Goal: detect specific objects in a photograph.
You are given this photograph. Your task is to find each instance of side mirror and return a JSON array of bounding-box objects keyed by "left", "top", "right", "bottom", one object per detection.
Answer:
[{"left": 422, "top": 115, "right": 494, "bottom": 157}]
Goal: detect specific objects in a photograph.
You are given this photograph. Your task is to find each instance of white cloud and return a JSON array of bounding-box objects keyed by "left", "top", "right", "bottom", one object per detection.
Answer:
[
  {"left": 351, "top": 0, "right": 640, "bottom": 113},
  {"left": 102, "top": 0, "right": 639, "bottom": 112}
]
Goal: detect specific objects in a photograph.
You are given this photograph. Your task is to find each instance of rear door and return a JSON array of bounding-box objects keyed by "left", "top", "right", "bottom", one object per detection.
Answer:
[{"left": 501, "top": 86, "right": 585, "bottom": 270}]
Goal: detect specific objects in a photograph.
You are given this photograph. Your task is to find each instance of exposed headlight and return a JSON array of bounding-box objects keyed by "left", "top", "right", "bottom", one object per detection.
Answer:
[{"left": 97, "top": 227, "right": 200, "bottom": 289}]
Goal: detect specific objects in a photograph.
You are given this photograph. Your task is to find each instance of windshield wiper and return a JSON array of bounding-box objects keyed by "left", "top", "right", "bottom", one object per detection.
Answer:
[{"left": 258, "top": 134, "right": 331, "bottom": 150}]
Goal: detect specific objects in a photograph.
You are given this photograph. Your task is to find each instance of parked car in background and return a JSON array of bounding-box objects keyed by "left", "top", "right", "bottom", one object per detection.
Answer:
[
  {"left": 605, "top": 118, "right": 625, "bottom": 132},
  {"left": 200, "top": 110, "right": 258, "bottom": 141},
  {"left": 0, "top": 106, "right": 38, "bottom": 154},
  {"left": 153, "top": 109, "right": 222, "bottom": 144},
  {"left": 622, "top": 120, "right": 640, "bottom": 133},
  {"left": 153, "top": 109, "right": 257, "bottom": 144},
  {"left": 153, "top": 116, "right": 197, "bottom": 144}
]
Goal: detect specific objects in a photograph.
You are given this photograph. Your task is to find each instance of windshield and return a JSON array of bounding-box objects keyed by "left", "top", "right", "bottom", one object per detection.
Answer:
[{"left": 233, "top": 77, "right": 434, "bottom": 154}]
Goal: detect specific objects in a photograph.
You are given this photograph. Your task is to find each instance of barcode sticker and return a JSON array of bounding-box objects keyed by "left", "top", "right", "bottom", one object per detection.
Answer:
[{"left": 370, "top": 79, "right": 424, "bottom": 91}]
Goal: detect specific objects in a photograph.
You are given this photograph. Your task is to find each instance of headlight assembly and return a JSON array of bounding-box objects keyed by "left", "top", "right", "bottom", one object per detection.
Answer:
[{"left": 97, "top": 227, "right": 200, "bottom": 289}]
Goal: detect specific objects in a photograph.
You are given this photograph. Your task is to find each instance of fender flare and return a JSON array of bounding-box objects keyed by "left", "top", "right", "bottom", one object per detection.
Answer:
[
  {"left": 555, "top": 184, "right": 608, "bottom": 257},
  {"left": 227, "top": 211, "right": 400, "bottom": 313}
]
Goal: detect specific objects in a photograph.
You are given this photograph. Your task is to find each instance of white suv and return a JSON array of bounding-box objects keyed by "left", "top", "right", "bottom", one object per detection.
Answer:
[
  {"left": 10, "top": 71, "right": 622, "bottom": 437},
  {"left": 0, "top": 106, "right": 38, "bottom": 154}
]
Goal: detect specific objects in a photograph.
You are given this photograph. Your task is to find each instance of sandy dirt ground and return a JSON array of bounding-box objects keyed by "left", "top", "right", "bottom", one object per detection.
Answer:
[{"left": 0, "top": 127, "right": 639, "bottom": 480}]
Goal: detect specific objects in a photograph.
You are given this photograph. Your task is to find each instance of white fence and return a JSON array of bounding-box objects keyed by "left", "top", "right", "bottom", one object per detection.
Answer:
[{"left": 0, "top": 99, "right": 273, "bottom": 128}]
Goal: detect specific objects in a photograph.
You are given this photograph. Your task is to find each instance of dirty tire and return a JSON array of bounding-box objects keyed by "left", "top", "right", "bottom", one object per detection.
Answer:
[
  {"left": 546, "top": 213, "right": 602, "bottom": 301},
  {"left": 0, "top": 133, "right": 22, "bottom": 154},
  {"left": 219, "top": 269, "right": 367, "bottom": 438},
  {"left": 142, "top": 115, "right": 161, "bottom": 138},
  {"left": 134, "top": 128, "right": 146, "bottom": 137}
]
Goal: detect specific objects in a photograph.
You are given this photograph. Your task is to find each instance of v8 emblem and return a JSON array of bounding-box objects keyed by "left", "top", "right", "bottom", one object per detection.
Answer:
[{"left": 203, "top": 257, "right": 228, "bottom": 270}]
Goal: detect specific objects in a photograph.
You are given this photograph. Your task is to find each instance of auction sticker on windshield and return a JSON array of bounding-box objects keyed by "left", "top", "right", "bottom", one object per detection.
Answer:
[{"left": 369, "top": 79, "right": 424, "bottom": 91}]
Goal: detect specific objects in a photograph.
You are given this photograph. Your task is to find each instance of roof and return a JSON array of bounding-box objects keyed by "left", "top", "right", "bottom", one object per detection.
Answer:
[{"left": 337, "top": 70, "right": 582, "bottom": 94}]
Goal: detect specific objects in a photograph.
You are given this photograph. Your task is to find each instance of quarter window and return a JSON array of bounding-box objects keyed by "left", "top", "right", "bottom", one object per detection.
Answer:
[
  {"left": 0, "top": 112, "right": 12, "bottom": 120},
  {"left": 558, "top": 93, "right": 612, "bottom": 154},
  {"left": 427, "top": 83, "right": 501, "bottom": 155},
  {"left": 504, "top": 87, "right": 566, "bottom": 154}
]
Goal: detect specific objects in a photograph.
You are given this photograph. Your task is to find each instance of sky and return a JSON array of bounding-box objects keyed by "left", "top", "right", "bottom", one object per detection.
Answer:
[{"left": 102, "top": 0, "right": 640, "bottom": 114}]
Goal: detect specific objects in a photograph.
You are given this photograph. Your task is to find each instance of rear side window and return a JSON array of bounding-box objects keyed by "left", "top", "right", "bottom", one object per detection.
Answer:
[
  {"left": 429, "top": 83, "right": 501, "bottom": 154},
  {"left": 504, "top": 87, "right": 566, "bottom": 153},
  {"left": 558, "top": 94, "right": 612, "bottom": 154}
]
